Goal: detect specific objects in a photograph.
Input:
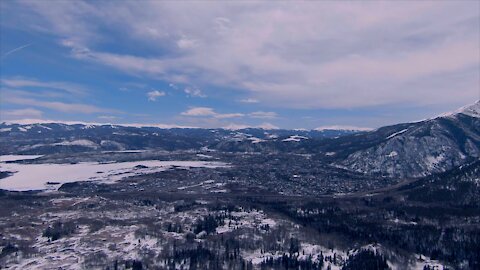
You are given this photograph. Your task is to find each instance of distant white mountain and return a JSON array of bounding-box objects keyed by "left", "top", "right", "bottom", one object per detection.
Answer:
[
  {"left": 222, "top": 123, "right": 279, "bottom": 130},
  {"left": 315, "top": 125, "right": 373, "bottom": 132},
  {"left": 0, "top": 119, "right": 196, "bottom": 129}
]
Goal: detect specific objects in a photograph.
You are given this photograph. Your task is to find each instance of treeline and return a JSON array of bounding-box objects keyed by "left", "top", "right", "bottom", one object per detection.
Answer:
[
  {"left": 341, "top": 250, "right": 388, "bottom": 270},
  {"left": 260, "top": 253, "right": 324, "bottom": 269},
  {"left": 102, "top": 245, "right": 394, "bottom": 270}
]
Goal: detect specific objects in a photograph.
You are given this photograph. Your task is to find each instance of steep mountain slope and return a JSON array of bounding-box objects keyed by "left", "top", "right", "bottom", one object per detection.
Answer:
[
  {"left": 399, "top": 160, "right": 480, "bottom": 207},
  {"left": 338, "top": 101, "right": 480, "bottom": 178}
]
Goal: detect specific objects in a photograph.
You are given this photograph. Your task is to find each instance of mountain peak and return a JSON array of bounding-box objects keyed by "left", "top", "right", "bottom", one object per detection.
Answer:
[
  {"left": 457, "top": 100, "right": 480, "bottom": 118},
  {"left": 437, "top": 100, "right": 480, "bottom": 119}
]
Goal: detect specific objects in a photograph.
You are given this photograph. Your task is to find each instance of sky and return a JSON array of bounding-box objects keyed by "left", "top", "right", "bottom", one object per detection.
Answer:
[{"left": 0, "top": 1, "right": 479, "bottom": 129}]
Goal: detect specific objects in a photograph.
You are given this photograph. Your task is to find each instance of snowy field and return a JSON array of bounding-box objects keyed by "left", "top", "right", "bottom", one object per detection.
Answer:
[
  {"left": 0, "top": 155, "right": 227, "bottom": 191},
  {"left": 0, "top": 155, "right": 44, "bottom": 162}
]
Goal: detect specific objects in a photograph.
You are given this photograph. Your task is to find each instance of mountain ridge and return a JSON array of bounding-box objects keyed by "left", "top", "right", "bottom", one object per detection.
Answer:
[
  {"left": 338, "top": 101, "right": 480, "bottom": 178},
  {"left": 2, "top": 101, "right": 478, "bottom": 179}
]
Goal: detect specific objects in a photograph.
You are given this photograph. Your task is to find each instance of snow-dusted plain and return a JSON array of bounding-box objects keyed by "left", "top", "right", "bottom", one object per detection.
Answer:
[
  {"left": 0, "top": 157, "right": 227, "bottom": 191},
  {"left": 0, "top": 194, "right": 444, "bottom": 270}
]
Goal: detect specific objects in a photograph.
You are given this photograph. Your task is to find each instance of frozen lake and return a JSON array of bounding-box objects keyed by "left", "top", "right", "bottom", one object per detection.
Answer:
[{"left": 0, "top": 156, "right": 227, "bottom": 191}]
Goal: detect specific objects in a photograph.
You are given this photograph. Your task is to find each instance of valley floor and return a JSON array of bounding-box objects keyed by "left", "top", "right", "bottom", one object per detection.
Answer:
[{"left": 0, "top": 153, "right": 479, "bottom": 269}]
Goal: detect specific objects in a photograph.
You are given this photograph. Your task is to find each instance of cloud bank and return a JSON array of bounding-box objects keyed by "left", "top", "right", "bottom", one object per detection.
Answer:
[{"left": 7, "top": 1, "right": 477, "bottom": 109}]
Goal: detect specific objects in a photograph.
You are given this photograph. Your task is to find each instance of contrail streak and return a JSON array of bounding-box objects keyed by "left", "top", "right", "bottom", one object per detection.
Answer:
[{"left": 2, "top": 43, "right": 32, "bottom": 59}]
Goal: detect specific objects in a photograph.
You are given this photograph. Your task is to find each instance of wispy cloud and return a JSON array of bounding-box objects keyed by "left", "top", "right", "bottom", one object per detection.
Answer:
[
  {"left": 5, "top": 94, "right": 116, "bottom": 114},
  {"left": 180, "top": 107, "right": 277, "bottom": 120},
  {"left": 215, "top": 113, "right": 244, "bottom": 119},
  {"left": 181, "top": 107, "right": 216, "bottom": 117},
  {"left": 177, "top": 36, "right": 198, "bottom": 49},
  {"left": 1, "top": 108, "right": 43, "bottom": 119},
  {"left": 1, "top": 77, "right": 88, "bottom": 96},
  {"left": 239, "top": 98, "right": 259, "bottom": 104},
  {"left": 180, "top": 107, "right": 243, "bottom": 119},
  {"left": 1, "top": 43, "right": 32, "bottom": 59},
  {"left": 184, "top": 87, "right": 206, "bottom": 98},
  {"left": 249, "top": 111, "right": 277, "bottom": 119},
  {"left": 147, "top": 90, "right": 166, "bottom": 101},
  {"left": 97, "top": 115, "right": 118, "bottom": 120}
]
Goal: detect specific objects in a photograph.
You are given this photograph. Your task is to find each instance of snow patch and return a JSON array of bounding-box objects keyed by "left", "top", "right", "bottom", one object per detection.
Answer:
[
  {"left": 52, "top": 139, "right": 98, "bottom": 148},
  {"left": 248, "top": 137, "right": 265, "bottom": 144},
  {"left": 196, "top": 154, "right": 213, "bottom": 159},
  {"left": 102, "top": 150, "right": 146, "bottom": 153},
  {"left": 386, "top": 128, "right": 408, "bottom": 139},
  {"left": 425, "top": 154, "right": 445, "bottom": 170},
  {"left": 387, "top": 151, "right": 398, "bottom": 158},
  {"left": 282, "top": 135, "right": 309, "bottom": 142}
]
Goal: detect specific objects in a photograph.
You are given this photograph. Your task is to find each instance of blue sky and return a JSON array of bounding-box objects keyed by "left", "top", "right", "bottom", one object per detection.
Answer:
[{"left": 0, "top": 1, "right": 479, "bottom": 129}]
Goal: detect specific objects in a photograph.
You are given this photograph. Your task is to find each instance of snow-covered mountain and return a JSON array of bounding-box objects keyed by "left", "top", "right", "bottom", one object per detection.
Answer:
[
  {"left": 338, "top": 101, "right": 480, "bottom": 178},
  {"left": 0, "top": 122, "right": 360, "bottom": 155},
  {"left": 1, "top": 101, "right": 478, "bottom": 179},
  {"left": 439, "top": 100, "right": 480, "bottom": 118}
]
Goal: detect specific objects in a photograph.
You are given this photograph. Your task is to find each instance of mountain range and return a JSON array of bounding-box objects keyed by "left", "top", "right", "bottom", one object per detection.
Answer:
[
  {"left": 1, "top": 101, "right": 479, "bottom": 179},
  {"left": 337, "top": 101, "right": 480, "bottom": 177}
]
